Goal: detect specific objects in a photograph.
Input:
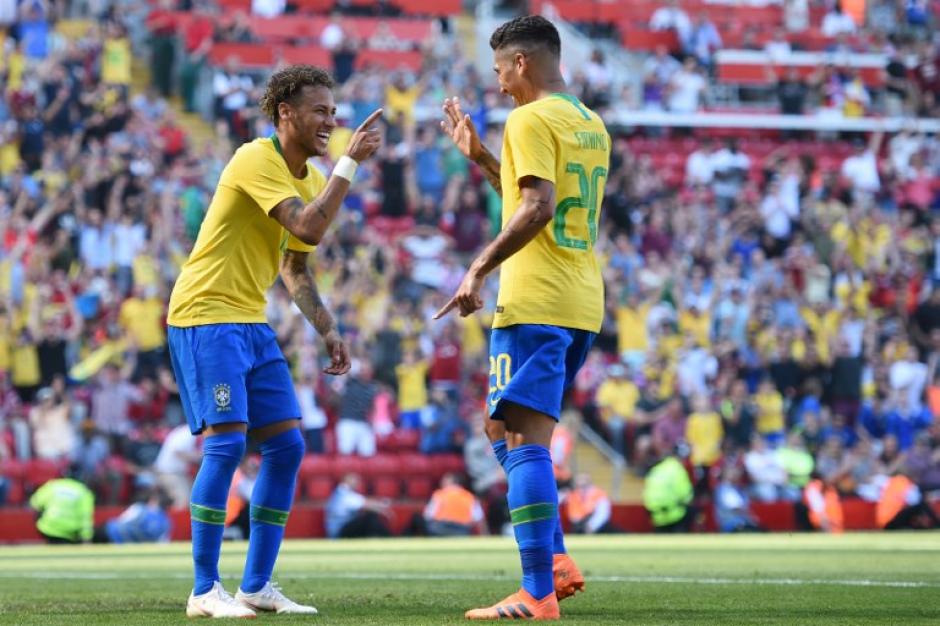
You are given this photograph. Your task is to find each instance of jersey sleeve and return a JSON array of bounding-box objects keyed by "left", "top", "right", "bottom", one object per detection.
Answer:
[
  {"left": 230, "top": 142, "right": 301, "bottom": 216},
  {"left": 505, "top": 108, "right": 556, "bottom": 184}
]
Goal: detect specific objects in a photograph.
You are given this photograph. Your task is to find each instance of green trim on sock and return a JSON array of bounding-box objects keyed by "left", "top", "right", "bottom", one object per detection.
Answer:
[
  {"left": 250, "top": 504, "right": 290, "bottom": 527},
  {"left": 510, "top": 502, "right": 557, "bottom": 526},
  {"left": 191, "top": 503, "right": 227, "bottom": 525}
]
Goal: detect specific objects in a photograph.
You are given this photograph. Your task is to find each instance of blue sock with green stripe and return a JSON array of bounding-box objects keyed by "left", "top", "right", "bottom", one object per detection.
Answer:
[
  {"left": 191, "top": 431, "right": 246, "bottom": 595},
  {"left": 494, "top": 437, "right": 567, "bottom": 555},
  {"left": 506, "top": 444, "right": 557, "bottom": 600},
  {"left": 241, "top": 428, "right": 304, "bottom": 593}
]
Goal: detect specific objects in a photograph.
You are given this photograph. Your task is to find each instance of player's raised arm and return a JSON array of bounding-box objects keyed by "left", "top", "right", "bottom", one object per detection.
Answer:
[
  {"left": 434, "top": 175, "right": 554, "bottom": 319},
  {"left": 279, "top": 249, "right": 350, "bottom": 375},
  {"left": 270, "top": 108, "right": 383, "bottom": 245},
  {"left": 441, "top": 97, "right": 502, "bottom": 194}
]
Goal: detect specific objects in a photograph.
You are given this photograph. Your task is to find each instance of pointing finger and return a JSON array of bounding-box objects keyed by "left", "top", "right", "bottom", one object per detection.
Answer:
[
  {"left": 433, "top": 298, "right": 458, "bottom": 320},
  {"left": 356, "top": 108, "right": 384, "bottom": 133}
]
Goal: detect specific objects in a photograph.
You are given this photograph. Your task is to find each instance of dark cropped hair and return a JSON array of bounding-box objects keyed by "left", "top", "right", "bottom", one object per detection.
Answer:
[
  {"left": 489, "top": 15, "right": 561, "bottom": 57},
  {"left": 259, "top": 65, "right": 335, "bottom": 127}
]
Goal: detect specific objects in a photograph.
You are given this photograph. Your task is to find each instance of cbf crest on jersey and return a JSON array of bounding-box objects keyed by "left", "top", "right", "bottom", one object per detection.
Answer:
[{"left": 213, "top": 383, "right": 232, "bottom": 412}]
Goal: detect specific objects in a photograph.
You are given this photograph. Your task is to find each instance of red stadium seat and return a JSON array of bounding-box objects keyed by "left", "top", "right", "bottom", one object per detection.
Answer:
[
  {"left": 290, "top": 0, "right": 335, "bottom": 13},
  {"left": 362, "top": 454, "right": 402, "bottom": 498},
  {"left": 208, "top": 43, "right": 276, "bottom": 69},
  {"left": 354, "top": 49, "right": 423, "bottom": 72},
  {"left": 24, "top": 459, "right": 65, "bottom": 493},
  {"left": 436, "top": 453, "right": 465, "bottom": 476},
  {"left": 299, "top": 455, "right": 334, "bottom": 501},
  {"left": 279, "top": 45, "right": 332, "bottom": 68},
  {"left": 216, "top": 0, "right": 251, "bottom": 10},
  {"left": 249, "top": 17, "right": 319, "bottom": 43},
  {"left": 621, "top": 29, "right": 680, "bottom": 53},
  {"left": 300, "top": 454, "right": 332, "bottom": 480},
  {"left": 330, "top": 454, "right": 366, "bottom": 480},
  {"left": 305, "top": 476, "right": 335, "bottom": 500},
  {"left": 396, "top": 0, "right": 461, "bottom": 17},
  {"left": 530, "top": 0, "right": 622, "bottom": 23},
  {"left": 398, "top": 453, "right": 434, "bottom": 500},
  {"left": 396, "top": 429, "right": 421, "bottom": 452},
  {"left": 339, "top": 17, "right": 432, "bottom": 42},
  {"left": 403, "top": 475, "right": 433, "bottom": 500}
]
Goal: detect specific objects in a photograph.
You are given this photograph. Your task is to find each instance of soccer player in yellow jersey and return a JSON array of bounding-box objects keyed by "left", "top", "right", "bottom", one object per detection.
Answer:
[
  {"left": 435, "top": 16, "right": 611, "bottom": 621},
  {"left": 166, "top": 65, "right": 382, "bottom": 618}
]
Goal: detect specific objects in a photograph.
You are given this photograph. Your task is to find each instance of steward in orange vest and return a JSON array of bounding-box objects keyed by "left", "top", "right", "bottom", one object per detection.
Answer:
[
  {"left": 801, "top": 477, "right": 843, "bottom": 533},
  {"left": 423, "top": 473, "right": 485, "bottom": 536},
  {"left": 877, "top": 473, "right": 940, "bottom": 530},
  {"left": 566, "top": 473, "right": 617, "bottom": 534}
]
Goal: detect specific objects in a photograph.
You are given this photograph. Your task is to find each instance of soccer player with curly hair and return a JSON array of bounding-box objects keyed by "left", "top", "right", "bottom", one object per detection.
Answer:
[{"left": 167, "top": 65, "right": 382, "bottom": 618}]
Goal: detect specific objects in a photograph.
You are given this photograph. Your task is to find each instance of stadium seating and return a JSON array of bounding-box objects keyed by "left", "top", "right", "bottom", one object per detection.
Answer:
[
  {"left": 293, "top": 451, "right": 464, "bottom": 502},
  {"left": 354, "top": 48, "right": 424, "bottom": 71},
  {"left": 208, "top": 42, "right": 277, "bottom": 68},
  {"left": 715, "top": 50, "right": 886, "bottom": 88},
  {"left": 362, "top": 454, "right": 403, "bottom": 498},
  {"left": 2, "top": 499, "right": 932, "bottom": 542},
  {"left": 23, "top": 460, "right": 66, "bottom": 495}
]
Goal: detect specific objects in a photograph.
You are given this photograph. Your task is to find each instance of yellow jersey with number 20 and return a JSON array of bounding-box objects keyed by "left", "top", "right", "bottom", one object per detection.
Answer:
[
  {"left": 494, "top": 93, "right": 610, "bottom": 333},
  {"left": 168, "top": 137, "right": 322, "bottom": 327}
]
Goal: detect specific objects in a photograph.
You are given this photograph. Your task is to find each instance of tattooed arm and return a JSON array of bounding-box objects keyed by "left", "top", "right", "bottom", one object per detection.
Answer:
[
  {"left": 269, "top": 176, "right": 352, "bottom": 247},
  {"left": 280, "top": 249, "right": 351, "bottom": 375},
  {"left": 474, "top": 148, "right": 502, "bottom": 195},
  {"left": 434, "top": 177, "right": 554, "bottom": 319},
  {"left": 269, "top": 109, "right": 383, "bottom": 245}
]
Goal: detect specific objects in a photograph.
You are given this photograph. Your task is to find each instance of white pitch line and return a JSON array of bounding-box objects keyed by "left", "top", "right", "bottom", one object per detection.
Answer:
[{"left": 0, "top": 571, "right": 935, "bottom": 589}]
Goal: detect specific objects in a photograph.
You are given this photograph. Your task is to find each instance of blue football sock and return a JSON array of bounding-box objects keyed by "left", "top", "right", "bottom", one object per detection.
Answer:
[
  {"left": 496, "top": 437, "right": 567, "bottom": 554},
  {"left": 491, "top": 438, "right": 508, "bottom": 471},
  {"left": 191, "top": 431, "right": 246, "bottom": 595},
  {"left": 554, "top": 515, "right": 567, "bottom": 555},
  {"left": 241, "top": 428, "right": 304, "bottom": 593},
  {"left": 506, "top": 444, "right": 557, "bottom": 601}
]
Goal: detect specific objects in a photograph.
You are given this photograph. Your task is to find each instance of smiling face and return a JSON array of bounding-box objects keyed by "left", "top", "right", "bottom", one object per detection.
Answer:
[{"left": 279, "top": 84, "right": 337, "bottom": 158}]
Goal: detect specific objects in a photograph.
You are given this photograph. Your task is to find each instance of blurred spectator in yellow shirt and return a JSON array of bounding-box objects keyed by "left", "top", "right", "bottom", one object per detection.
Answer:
[
  {"left": 754, "top": 378, "right": 786, "bottom": 444},
  {"left": 395, "top": 348, "right": 429, "bottom": 430},
  {"left": 118, "top": 285, "right": 166, "bottom": 381},
  {"left": 595, "top": 363, "right": 639, "bottom": 460},
  {"left": 685, "top": 393, "right": 724, "bottom": 468},
  {"left": 616, "top": 289, "right": 653, "bottom": 368}
]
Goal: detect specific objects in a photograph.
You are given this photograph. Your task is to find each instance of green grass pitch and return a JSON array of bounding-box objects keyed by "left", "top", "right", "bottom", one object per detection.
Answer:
[{"left": 0, "top": 533, "right": 938, "bottom": 624}]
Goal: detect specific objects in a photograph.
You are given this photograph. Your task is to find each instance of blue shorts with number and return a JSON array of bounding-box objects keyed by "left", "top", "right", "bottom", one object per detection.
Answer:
[
  {"left": 168, "top": 323, "right": 301, "bottom": 435},
  {"left": 488, "top": 324, "right": 596, "bottom": 421}
]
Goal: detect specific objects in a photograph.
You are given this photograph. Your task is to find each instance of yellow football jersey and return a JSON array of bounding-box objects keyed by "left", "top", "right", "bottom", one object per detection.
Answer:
[
  {"left": 168, "top": 137, "right": 321, "bottom": 327},
  {"left": 494, "top": 93, "right": 610, "bottom": 332}
]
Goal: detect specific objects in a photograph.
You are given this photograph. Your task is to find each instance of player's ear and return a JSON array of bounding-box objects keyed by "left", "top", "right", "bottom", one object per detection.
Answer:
[{"left": 277, "top": 101, "right": 291, "bottom": 126}]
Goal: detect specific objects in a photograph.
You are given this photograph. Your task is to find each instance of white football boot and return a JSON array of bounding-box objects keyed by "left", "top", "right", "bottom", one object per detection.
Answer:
[
  {"left": 235, "top": 582, "right": 319, "bottom": 615},
  {"left": 186, "top": 581, "right": 257, "bottom": 619}
]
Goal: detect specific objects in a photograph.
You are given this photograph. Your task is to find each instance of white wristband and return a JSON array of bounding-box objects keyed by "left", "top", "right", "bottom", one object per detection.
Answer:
[{"left": 333, "top": 155, "right": 358, "bottom": 182}]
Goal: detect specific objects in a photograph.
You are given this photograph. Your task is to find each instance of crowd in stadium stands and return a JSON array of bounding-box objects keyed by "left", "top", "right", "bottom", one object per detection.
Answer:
[{"left": 0, "top": 0, "right": 939, "bottom": 536}]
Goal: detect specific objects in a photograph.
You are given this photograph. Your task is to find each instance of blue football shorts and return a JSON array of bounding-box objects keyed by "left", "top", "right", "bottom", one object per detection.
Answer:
[
  {"left": 168, "top": 323, "right": 301, "bottom": 435},
  {"left": 488, "top": 323, "right": 596, "bottom": 421}
]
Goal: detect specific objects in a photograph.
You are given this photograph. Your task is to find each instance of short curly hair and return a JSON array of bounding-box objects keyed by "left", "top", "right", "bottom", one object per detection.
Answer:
[
  {"left": 489, "top": 15, "right": 561, "bottom": 57},
  {"left": 259, "top": 65, "right": 335, "bottom": 127}
]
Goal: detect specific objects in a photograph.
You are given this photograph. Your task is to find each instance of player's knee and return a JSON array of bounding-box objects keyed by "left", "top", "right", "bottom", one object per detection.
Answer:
[
  {"left": 203, "top": 431, "right": 248, "bottom": 464},
  {"left": 484, "top": 419, "right": 505, "bottom": 443},
  {"left": 260, "top": 427, "right": 305, "bottom": 471}
]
